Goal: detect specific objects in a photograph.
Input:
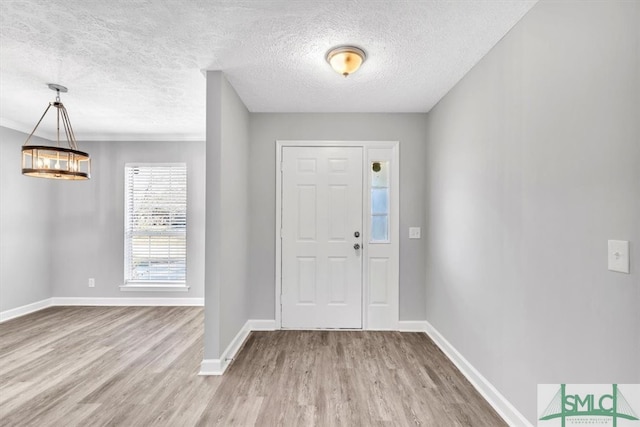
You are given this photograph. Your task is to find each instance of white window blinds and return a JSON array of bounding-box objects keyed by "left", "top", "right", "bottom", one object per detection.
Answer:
[{"left": 124, "top": 164, "right": 187, "bottom": 283}]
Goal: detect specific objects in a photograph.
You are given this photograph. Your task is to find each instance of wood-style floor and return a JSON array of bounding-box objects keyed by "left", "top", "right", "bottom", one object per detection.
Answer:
[{"left": 0, "top": 306, "right": 506, "bottom": 426}]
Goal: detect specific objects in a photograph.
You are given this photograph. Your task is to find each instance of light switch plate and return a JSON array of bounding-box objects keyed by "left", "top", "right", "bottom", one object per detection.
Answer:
[
  {"left": 409, "top": 227, "right": 421, "bottom": 239},
  {"left": 608, "top": 240, "right": 629, "bottom": 274}
]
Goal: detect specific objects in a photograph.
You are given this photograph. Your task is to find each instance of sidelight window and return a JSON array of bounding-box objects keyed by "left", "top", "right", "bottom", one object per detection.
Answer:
[{"left": 370, "top": 161, "right": 389, "bottom": 242}]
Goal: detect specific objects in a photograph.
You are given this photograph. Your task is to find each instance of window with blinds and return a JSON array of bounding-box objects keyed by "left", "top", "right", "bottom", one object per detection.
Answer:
[{"left": 124, "top": 164, "right": 187, "bottom": 284}]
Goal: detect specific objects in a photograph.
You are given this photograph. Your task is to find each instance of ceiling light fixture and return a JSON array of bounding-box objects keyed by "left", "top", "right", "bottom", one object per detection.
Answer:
[
  {"left": 326, "top": 46, "right": 367, "bottom": 77},
  {"left": 21, "top": 84, "right": 91, "bottom": 180}
]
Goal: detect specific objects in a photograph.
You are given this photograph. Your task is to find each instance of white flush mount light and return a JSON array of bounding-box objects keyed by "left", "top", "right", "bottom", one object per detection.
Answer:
[{"left": 326, "top": 46, "right": 367, "bottom": 77}]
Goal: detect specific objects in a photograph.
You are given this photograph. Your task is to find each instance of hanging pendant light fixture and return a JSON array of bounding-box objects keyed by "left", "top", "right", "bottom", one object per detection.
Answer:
[
  {"left": 21, "top": 84, "right": 91, "bottom": 180},
  {"left": 326, "top": 46, "right": 367, "bottom": 77}
]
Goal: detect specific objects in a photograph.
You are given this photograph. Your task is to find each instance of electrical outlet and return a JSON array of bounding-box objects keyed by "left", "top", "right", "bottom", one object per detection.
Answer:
[
  {"left": 88, "top": 278, "right": 95, "bottom": 287},
  {"left": 409, "top": 227, "right": 421, "bottom": 239},
  {"left": 608, "top": 240, "right": 630, "bottom": 274}
]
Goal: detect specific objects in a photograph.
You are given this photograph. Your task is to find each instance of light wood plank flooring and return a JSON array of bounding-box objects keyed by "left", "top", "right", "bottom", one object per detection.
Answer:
[{"left": 0, "top": 306, "right": 506, "bottom": 426}]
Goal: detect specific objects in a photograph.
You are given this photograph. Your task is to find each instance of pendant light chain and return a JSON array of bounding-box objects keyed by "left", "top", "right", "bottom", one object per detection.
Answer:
[
  {"left": 22, "top": 104, "right": 52, "bottom": 147},
  {"left": 56, "top": 89, "right": 61, "bottom": 147}
]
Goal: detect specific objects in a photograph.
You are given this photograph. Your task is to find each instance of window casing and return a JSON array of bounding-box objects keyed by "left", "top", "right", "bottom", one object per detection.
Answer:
[{"left": 124, "top": 163, "right": 187, "bottom": 287}]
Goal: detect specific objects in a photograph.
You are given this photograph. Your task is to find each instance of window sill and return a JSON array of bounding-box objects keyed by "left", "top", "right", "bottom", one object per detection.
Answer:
[{"left": 120, "top": 283, "right": 190, "bottom": 292}]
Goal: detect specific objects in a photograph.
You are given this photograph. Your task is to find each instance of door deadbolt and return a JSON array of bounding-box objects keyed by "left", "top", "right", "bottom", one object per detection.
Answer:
[
  {"left": 354, "top": 231, "right": 360, "bottom": 238},
  {"left": 354, "top": 243, "right": 361, "bottom": 250}
]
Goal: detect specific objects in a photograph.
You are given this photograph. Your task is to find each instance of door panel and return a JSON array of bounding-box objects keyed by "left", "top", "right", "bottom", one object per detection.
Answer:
[{"left": 281, "top": 146, "right": 363, "bottom": 329}]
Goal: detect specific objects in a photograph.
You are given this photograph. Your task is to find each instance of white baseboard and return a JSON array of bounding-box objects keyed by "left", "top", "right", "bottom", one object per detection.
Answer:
[
  {"left": 424, "top": 321, "right": 532, "bottom": 427},
  {"left": 199, "top": 318, "right": 277, "bottom": 376},
  {"left": 246, "top": 319, "right": 277, "bottom": 330},
  {"left": 0, "top": 297, "right": 204, "bottom": 323},
  {"left": 398, "top": 320, "right": 429, "bottom": 332},
  {"left": 51, "top": 297, "right": 204, "bottom": 306},
  {"left": 0, "top": 298, "right": 53, "bottom": 322},
  {"left": 199, "top": 358, "right": 224, "bottom": 375},
  {"left": 199, "top": 322, "right": 250, "bottom": 375}
]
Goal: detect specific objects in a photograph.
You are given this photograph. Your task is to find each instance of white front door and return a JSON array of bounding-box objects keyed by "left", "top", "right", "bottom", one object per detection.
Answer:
[{"left": 281, "top": 146, "right": 363, "bottom": 329}]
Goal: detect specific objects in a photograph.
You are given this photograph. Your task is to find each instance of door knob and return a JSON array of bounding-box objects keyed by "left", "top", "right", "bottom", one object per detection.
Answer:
[{"left": 354, "top": 243, "right": 361, "bottom": 250}]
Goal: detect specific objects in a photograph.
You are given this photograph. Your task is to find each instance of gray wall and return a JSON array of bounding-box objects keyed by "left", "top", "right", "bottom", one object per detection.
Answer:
[
  {"left": 424, "top": 0, "right": 640, "bottom": 423},
  {"left": 0, "top": 127, "right": 53, "bottom": 312},
  {"left": 204, "top": 71, "right": 223, "bottom": 358},
  {"left": 50, "top": 139, "right": 206, "bottom": 299},
  {"left": 204, "top": 71, "right": 251, "bottom": 359},
  {"left": 249, "top": 113, "right": 427, "bottom": 321},
  {"left": 219, "top": 74, "right": 251, "bottom": 352}
]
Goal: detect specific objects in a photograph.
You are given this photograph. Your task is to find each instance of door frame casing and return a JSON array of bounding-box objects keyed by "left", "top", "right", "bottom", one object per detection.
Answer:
[{"left": 275, "top": 140, "right": 400, "bottom": 330}]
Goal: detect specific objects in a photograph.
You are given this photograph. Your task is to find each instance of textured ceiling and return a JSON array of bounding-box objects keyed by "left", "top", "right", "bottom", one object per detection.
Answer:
[{"left": 0, "top": 0, "right": 537, "bottom": 141}]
